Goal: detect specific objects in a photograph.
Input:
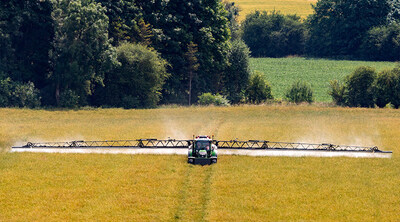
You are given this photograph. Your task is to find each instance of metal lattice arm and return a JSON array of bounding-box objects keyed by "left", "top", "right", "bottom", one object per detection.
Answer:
[{"left": 17, "top": 139, "right": 389, "bottom": 153}]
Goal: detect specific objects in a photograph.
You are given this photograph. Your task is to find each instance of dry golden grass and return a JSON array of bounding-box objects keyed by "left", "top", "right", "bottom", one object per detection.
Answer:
[
  {"left": 0, "top": 153, "right": 188, "bottom": 221},
  {"left": 232, "top": 0, "right": 317, "bottom": 21},
  {"left": 1, "top": 106, "right": 399, "bottom": 221},
  {"left": 209, "top": 156, "right": 400, "bottom": 221}
]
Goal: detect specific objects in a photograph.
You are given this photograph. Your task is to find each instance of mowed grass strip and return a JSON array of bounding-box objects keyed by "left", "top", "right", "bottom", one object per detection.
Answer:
[
  {"left": 232, "top": 0, "right": 317, "bottom": 21},
  {"left": 250, "top": 57, "right": 398, "bottom": 102},
  {"left": 1, "top": 106, "right": 400, "bottom": 221},
  {"left": 173, "top": 165, "right": 214, "bottom": 221}
]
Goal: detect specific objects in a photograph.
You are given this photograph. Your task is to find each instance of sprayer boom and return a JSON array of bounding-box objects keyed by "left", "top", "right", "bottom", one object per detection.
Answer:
[{"left": 14, "top": 138, "right": 388, "bottom": 153}]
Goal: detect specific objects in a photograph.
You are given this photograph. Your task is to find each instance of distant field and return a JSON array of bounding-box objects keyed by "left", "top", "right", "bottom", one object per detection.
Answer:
[
  {"left": 1, "top": 107, "right": 399, "bottom": 220},
  {"left": 250, "top": 57, "right": 398, "bottom": 102},
  {"left": 232, "top": 0, "right": 317, "bottom": 21}
]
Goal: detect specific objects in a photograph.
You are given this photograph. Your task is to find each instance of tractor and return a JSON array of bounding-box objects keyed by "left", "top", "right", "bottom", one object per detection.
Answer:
[{"left": 188, "top": 135, "right": 217, "bottom": 165}]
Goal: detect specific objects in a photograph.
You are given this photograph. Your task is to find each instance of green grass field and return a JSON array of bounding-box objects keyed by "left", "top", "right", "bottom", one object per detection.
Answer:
[
  {"left": 1, "top": 107, "right": 399, "bottom": 221},
  {"left": 250, "top": 57, "right": 398, "bottom": 102},
  {"left": 233, "top": 0, "right": 317, "bottom": 21}
]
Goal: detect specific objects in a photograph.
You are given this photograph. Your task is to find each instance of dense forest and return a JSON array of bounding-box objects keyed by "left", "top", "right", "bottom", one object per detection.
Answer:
[{"left": 0, "top": 0, "right": 399, "bottom": 108}]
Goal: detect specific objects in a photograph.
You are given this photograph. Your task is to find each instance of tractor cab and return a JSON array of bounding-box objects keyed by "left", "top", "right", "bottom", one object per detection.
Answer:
[
  {"left": 194, "top": 140, "right": 211, "bottom": 156},
  {"left": 188, "top": 135, "right": 217, "bottom": 165}
]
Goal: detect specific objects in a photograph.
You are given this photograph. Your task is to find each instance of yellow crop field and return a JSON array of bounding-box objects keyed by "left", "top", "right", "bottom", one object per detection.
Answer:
[
  {"left": 232, "top": 0, "right": 317, "bottom": 21},
  {"left": 1, "top": 106, "right": 399, "bottom": 221}
]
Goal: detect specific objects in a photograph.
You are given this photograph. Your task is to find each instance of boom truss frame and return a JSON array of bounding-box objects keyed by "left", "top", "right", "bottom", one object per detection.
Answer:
[{"left": 14, "top": 139, "right": 390, "bottom": 153}]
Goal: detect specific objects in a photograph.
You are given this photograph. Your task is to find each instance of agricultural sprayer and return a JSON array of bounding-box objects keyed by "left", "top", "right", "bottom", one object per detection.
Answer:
[{"left": 12, "top": 135, "right": 392, "bottom": 165}]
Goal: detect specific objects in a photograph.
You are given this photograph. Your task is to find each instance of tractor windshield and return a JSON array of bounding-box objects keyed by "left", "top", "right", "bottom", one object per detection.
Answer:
[{"left": 195, "top": 141, "right": 211, "bottom": 150}]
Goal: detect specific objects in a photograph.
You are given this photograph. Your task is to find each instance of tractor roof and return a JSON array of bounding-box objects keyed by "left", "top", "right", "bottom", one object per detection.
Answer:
[{"left": 195, "top": 135, "right": 212, "bottom": 141}]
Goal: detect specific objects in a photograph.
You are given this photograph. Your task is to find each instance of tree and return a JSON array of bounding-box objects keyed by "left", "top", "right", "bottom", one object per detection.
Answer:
[
  {"left": 138, "top": 0, "right": 231, "bottom": 104},
  {"left": 185, "top": 42, "right": 200, "bottom": 105},
  {"left": 97, "top": 43, "right": 169, "bottom": 108},
  {"left": 223, "top": 1, "right": 241, "bottom": 40},
  {"left": 245, "top": 71, "right": 273, "bottom": 104},
  {"left": 50, "top": 0, "right": 115, "bottom": 106},
  {"left": 359, "top": 23, "right": 400, "bottom": 61},
  {"left": 94, "top": 0, "right": 153, "bottom": 46},
  {"left": 242, "top": 11, "right": 307, "bottom": 57},
  {"left": 224, "top": 40, "right": 251, "bottom": 104},
  {"left": 0, "top": 0, "right": 54, "bottom": 89},
  {"left": 307, "top": 0, "right": 391, "bottom": 57},
  {"left": 388, "top": 0, "right": 400, "bottom": 23}
]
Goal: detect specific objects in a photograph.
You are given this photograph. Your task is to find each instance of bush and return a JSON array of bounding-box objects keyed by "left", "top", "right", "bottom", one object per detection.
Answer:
[
  {"left": 328, "top": 80, "right": 346, "bottom": 106},
  {"left": 59, "top": 89, "right": 80, "bottom": 108},
  {"left": 345, "top": 66, "right": 376, "bottom": 107},
  {"left": 374, "top": 68, "right": 400, "bottom": 108},
  {"left": 198, "top": 93, "right": 230, "bottom": 106},
  {"left": 198, "top": 93, "right": 215, "bottom": 105},
  {"left": 213, "top": 94, "right": 230, "bottom": 106},
  {"left": 0, "top": 78, "right": 41, "bottom": 108},
  {"left": 330, "top": 66, "right": 400, "bottom": 108},
  {"left": 121, "top": 96, "right": 140, "bottom": 109},
  {"left": 245, "top": 71, "right": 273, "bottom": 104},
  {"left": 285, "top": 81, "right": 314, "bottom": 103},
  {"left": 13, "top": 82, "right": 41, "bottom": 108},
  {"left": 242, "top": 11, "right": 307, "bottom": 57}
]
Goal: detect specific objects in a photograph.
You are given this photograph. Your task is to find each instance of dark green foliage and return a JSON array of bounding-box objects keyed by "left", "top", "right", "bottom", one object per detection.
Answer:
[
  {"left": 13, "top": 82, "right": 41, "bottom": 108},
  {"left": 198, "top": 93, "right": 230, "bottom": 106},
  {"left": 374, "top": 68, "right": 400, "bottom": 108},
  {"left": 285, "top": 81, "right": 314, "bottom": 103},
  {"left": 242, "top": 11, "right": 307, "bottom": 57},
  {"left": 94, "top": 0, "right": 151, "bottom": 46},
  {"left": 224, "top": 40, "right": 251, "bottom": 104},
  {"left": 138, "top": 0, "right": 230, "bottom": 103},
  {"left": 345, "top": 66, "right": 377, "bottom": 107},
  {"left": 245, "top": 71, "right": 273, "bottom": 104},
  {"left": 223, "top": 1, "right": 241, "bottom": 40},
  {"left": 0, "top": 79, "right": 14, "bottom": 107},
  {"left": 307, "top": 0, "right": 390, "bottom": 57},
  {"left": 330, "top": 66, "right": 400, "bottom": 108},
  {"left": 185, "top": 42, "right": 200, "bottom": 106},
  {"left": 359, "top": 24, "right": 400, "bottom": 61},
  {"left": 120, "top": 96, "right": 140, "bottom": 109},
  {"left": 0, "top": 0, "right": 54, "bottom": 89},
  {"left": 99, "top": 43, "right": 169, "bottom": 109},
  {"left": 50, "top": 0, "right": 115, "bottom": 107},
  {"left": 0, "top": 0, "right": 235, "bottom": 108},
  {"left": 59, "top": 89, "right": 79, "bottom": 108},
  {"left": 388, "top": 0, "right": 400, "bottom": 23},
  {"left": 328, "top": 80, "right": 346, "bottom": 106},
  {"left": 0, "top": 78, "right": 41, "bottom": 108},
  {"left": 198, "top": 93, "right": 215, "bottom": 105}
]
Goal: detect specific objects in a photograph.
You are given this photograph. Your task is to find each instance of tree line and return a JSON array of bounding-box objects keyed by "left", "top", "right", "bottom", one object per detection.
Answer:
[
  {"left": 241, "top": 0, "right": 400, "bottom": 60},
  {"left": 1, "top": 0, "right": 399, "bottom": 109},
  {"left": 1, "top": 0, "right": 249, "bottom": 108}
]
